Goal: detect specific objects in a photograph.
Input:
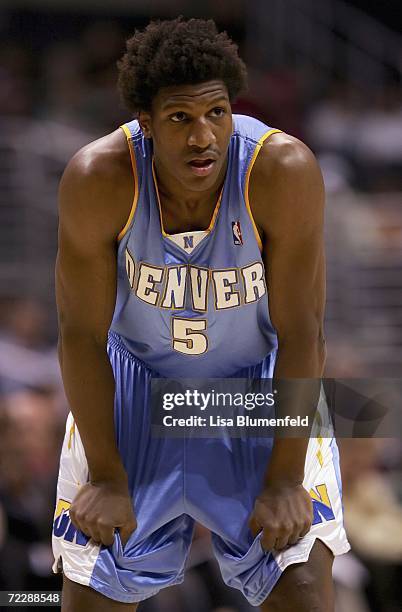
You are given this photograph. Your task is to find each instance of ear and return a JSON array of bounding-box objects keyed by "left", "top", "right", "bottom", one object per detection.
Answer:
[{"left": 138, "top": 111, "right": 152, "bottom": 138}]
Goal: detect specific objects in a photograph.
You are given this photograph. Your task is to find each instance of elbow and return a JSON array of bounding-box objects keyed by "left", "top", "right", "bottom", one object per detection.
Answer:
[
  {"left": 317, "top": 330, "right": 327, "bottom": 374},
  {"left": 276, "top": 325, "right": 327, "bottom": 376},
  {"left": 58, "top": 325, "right": 108, "bottom": 351}
]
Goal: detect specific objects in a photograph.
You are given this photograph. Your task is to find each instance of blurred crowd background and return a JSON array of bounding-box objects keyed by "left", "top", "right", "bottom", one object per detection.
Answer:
[{"left": 0, "top": 0, "right": 401, "bottom": 610}]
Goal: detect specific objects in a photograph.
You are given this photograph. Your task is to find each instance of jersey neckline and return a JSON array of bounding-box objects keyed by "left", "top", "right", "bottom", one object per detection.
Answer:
[{"left": 151, "top": 156, "right": 227, "bottom": 246}]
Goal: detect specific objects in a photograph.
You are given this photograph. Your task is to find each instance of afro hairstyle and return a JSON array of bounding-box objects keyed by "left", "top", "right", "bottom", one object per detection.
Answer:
[{"left": 117, "top": 16, "right": 247, "bottom": 113}]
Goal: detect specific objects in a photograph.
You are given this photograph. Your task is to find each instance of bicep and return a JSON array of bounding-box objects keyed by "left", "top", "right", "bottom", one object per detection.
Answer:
[
  {"left": 265, "top": 237, "right": 325, "bottom": 341},
  {"left": 56, "top": 160, "right": 118, "bottom": 343},
  {"left": 56, "top": 238, "right": 117, "bottom": 343},
  {"left": 262, "top": 146, "right": 326, "bottom": 340}
]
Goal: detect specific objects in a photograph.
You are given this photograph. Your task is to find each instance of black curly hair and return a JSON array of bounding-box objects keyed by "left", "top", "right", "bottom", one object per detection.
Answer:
[{"left": 117, "top": 17, "right": 247, "bottom": 113}]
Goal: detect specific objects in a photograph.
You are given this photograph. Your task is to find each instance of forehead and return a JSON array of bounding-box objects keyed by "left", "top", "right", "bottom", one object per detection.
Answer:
[{"left": 153, "top": 80, "right": 229, "bottom": 111}]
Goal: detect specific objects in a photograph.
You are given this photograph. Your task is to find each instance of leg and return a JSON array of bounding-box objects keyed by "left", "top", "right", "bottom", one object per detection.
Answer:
[
  {"left": 61, "top": 574, "right": 139, "bottom": 612},
  {"left": 260, "top": 540, "right": 334, "bottom": 612}
]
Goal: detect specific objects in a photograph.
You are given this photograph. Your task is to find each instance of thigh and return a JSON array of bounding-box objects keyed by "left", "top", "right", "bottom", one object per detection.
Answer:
[
  {"left": 61, "top": 575, "right": 139, "bottom": 612},
  {"left": 260, "top": 540, "right": 334, "bottom": 612}
]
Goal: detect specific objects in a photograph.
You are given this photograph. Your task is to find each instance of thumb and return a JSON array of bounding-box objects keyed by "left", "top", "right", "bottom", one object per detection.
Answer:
[
  {"left": 248, "top": 514, "right": 262, "bottom": 538},
  {"left": 119, "top": 517, "right": 137, "bottom": 547}
]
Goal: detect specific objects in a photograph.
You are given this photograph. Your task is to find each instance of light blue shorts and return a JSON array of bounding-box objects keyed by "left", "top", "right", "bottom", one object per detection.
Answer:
[{"left": 52, "top": 332, "right": 350, "bottom": 606}]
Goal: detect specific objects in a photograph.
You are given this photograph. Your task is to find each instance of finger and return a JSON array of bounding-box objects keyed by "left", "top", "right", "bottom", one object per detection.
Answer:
[
  {"left": 260, "top": 529, "right": 277, "bottom": 552},
  {"left": 273, "top": 534, "right": 290, "bottom": 551},
  {"left": 69, "top": 489, "right": 93, "bottom": 529},
  {"left": 78, "top": 514, "right": 103, "bottom": 544},
  {"left": 97, "top": 523, "right": 115, "bottom": 547},
  {"left": 71, "top": 485, "right": 91, "bottom": 515},
  {"left": 286, "top": 519, "right": 308, "bottom": 546},
  {"left": 272, "top": 521, "right": 295, "bottom": 551},
  {"left": 299, "top": 518, "right": 312, "bottom": 538},
  {"left": 119, "top": 520, "right": 137, "bottom": 547},
  {"left": 69, "top": 506, "right": 103, "bottom": 545},
  {"left": 286, "top": 530, "right": 301, "bottom": 547},
  {"left": 77, "top": 520, "right": 99, "bottom": 543},
  {"left": 88, "top": 526, "right": 103, "bottom": 546},
  {"left": 248, "top": 516, "right": 262, "bottom": 538},
  {"left": 69, "top": 507, "right": 89, "bottom": 537}
]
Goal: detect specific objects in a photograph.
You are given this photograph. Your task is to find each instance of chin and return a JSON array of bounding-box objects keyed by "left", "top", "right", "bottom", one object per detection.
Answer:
[
  {"left": 184, "top": 165, "right": 224, "bottom": 191},
  {"left": 185, "top": 175, "right": 219, "bottom": 192}
]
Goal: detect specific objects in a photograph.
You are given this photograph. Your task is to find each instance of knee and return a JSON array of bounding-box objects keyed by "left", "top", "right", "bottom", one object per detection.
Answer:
[
  {"left": 262, "top": 568, "right": 333, "bottom": 612},
  {"left": 291, "top": 571, "right": 329, "bottom": 612}
]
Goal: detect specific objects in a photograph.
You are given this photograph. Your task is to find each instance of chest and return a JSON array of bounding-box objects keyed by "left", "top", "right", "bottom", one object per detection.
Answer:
[{"left": 159, "top": 196, "right": 220, "bottom": 234}]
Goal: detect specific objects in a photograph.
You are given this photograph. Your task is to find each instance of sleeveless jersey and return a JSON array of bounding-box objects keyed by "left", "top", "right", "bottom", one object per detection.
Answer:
[{"left": 110, "top": 114, "right": 280, "bottom": 377}]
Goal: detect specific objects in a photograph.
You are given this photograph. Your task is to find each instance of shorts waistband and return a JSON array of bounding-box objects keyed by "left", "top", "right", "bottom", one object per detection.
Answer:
[{"left": 107, "top": 331, "right": 155, "bottom": 372}]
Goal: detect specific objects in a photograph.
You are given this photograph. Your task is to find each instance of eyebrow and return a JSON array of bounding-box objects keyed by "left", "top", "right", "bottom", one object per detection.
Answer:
[{"left": 161, "top": 95, "right": 229, "bottom": 111}]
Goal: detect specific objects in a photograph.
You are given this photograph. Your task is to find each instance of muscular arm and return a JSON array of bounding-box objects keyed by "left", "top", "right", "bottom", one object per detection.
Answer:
[
  {"left": 248, "top": 133, "right": 326, "bottom": 549},
  {"left": 255, "top": 136, "right": 326, "bottom": 377},
  {"left": 56, "top": 129, "right": 136, "bottom": 545}
]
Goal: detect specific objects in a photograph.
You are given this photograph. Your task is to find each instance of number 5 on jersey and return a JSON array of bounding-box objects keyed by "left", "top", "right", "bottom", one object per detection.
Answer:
[{"left": 172, "top": 317, "right": 208, "bottom": 355}]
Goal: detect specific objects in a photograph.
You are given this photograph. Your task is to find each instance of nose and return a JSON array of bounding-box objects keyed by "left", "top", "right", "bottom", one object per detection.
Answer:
[{"left": 187, "top": 117, "right": 216, "bottom": 149}]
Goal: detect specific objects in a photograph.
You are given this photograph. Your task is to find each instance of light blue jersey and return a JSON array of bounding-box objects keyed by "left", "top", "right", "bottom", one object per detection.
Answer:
[{"left": 111, "top": 115, "right": 280, "bottom": 377}]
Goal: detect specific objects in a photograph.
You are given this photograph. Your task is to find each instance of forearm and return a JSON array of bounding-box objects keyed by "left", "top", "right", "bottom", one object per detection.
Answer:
[
  {"left": 59, "top": 331, "right": 127, "bottom": 483},
  {"left": 274, "top": 331, "right": 326, "bottom": 378},
  {"left": 265, "top": 336, "right": 325, "bottom": 484}
]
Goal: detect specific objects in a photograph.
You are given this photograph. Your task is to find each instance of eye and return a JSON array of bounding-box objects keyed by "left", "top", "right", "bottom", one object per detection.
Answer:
[
  {"left": 210, "top": 107, "right": 226, "bottom": 117},
  {"left": 169, "top": 111, "right": 187, "bottom": 123}
]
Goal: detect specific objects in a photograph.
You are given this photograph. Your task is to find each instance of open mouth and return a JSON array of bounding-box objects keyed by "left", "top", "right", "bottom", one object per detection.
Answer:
[{"left": 188, "top": 158, "right": 216, "bottom": 176}]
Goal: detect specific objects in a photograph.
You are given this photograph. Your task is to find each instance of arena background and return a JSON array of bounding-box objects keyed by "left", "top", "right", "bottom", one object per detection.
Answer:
[{"left": 0, "top": 1, "right": 401, "bottom": 610}]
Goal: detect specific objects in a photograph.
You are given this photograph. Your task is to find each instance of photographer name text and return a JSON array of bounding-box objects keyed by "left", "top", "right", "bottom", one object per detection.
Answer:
[{"left": 162, "top": 415, "right": 309, "bottom": 427}]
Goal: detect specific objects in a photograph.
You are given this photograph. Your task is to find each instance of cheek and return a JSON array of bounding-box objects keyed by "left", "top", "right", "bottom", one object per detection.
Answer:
[
  {"left": 154, "top": 133, "right": 184, "bottom": 161},
  {"left": 220, "top": 126, "right": 233, "bottom": 148}
]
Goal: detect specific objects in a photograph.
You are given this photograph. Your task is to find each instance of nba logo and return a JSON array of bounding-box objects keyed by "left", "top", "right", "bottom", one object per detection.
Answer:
[{"left": 232, "top": 221, "right": 243, "bottom": 245}]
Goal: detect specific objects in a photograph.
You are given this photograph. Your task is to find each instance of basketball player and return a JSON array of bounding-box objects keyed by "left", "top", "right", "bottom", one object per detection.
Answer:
[{"left": 53, "top": 17, "right": 350, "bottom": 612}]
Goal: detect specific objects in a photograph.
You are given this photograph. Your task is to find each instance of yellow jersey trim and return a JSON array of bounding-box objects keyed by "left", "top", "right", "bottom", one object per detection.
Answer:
[
  {"left": 67, "top": 420, "right": 75, "bottom": 450},
  {"left": 152, "top": 158, "right": 224, "bottom": 237},
  {"left": 244, "top": 128, "right": 282, "bottom": 251},
  {"left": 117, "top": 124, "right": 139, "bottom": 242}
]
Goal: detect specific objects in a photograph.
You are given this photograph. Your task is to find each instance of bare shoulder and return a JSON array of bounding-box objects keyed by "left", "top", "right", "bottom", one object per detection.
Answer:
[
  {"left": 59, "top": 128, "right": 134, "bottom": 243},
  {"left": 249, "top": 132, "right": 325, "bottom": 235},
  {"left": 252, "top": 131, "right": 322, "bottom": 183}
]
